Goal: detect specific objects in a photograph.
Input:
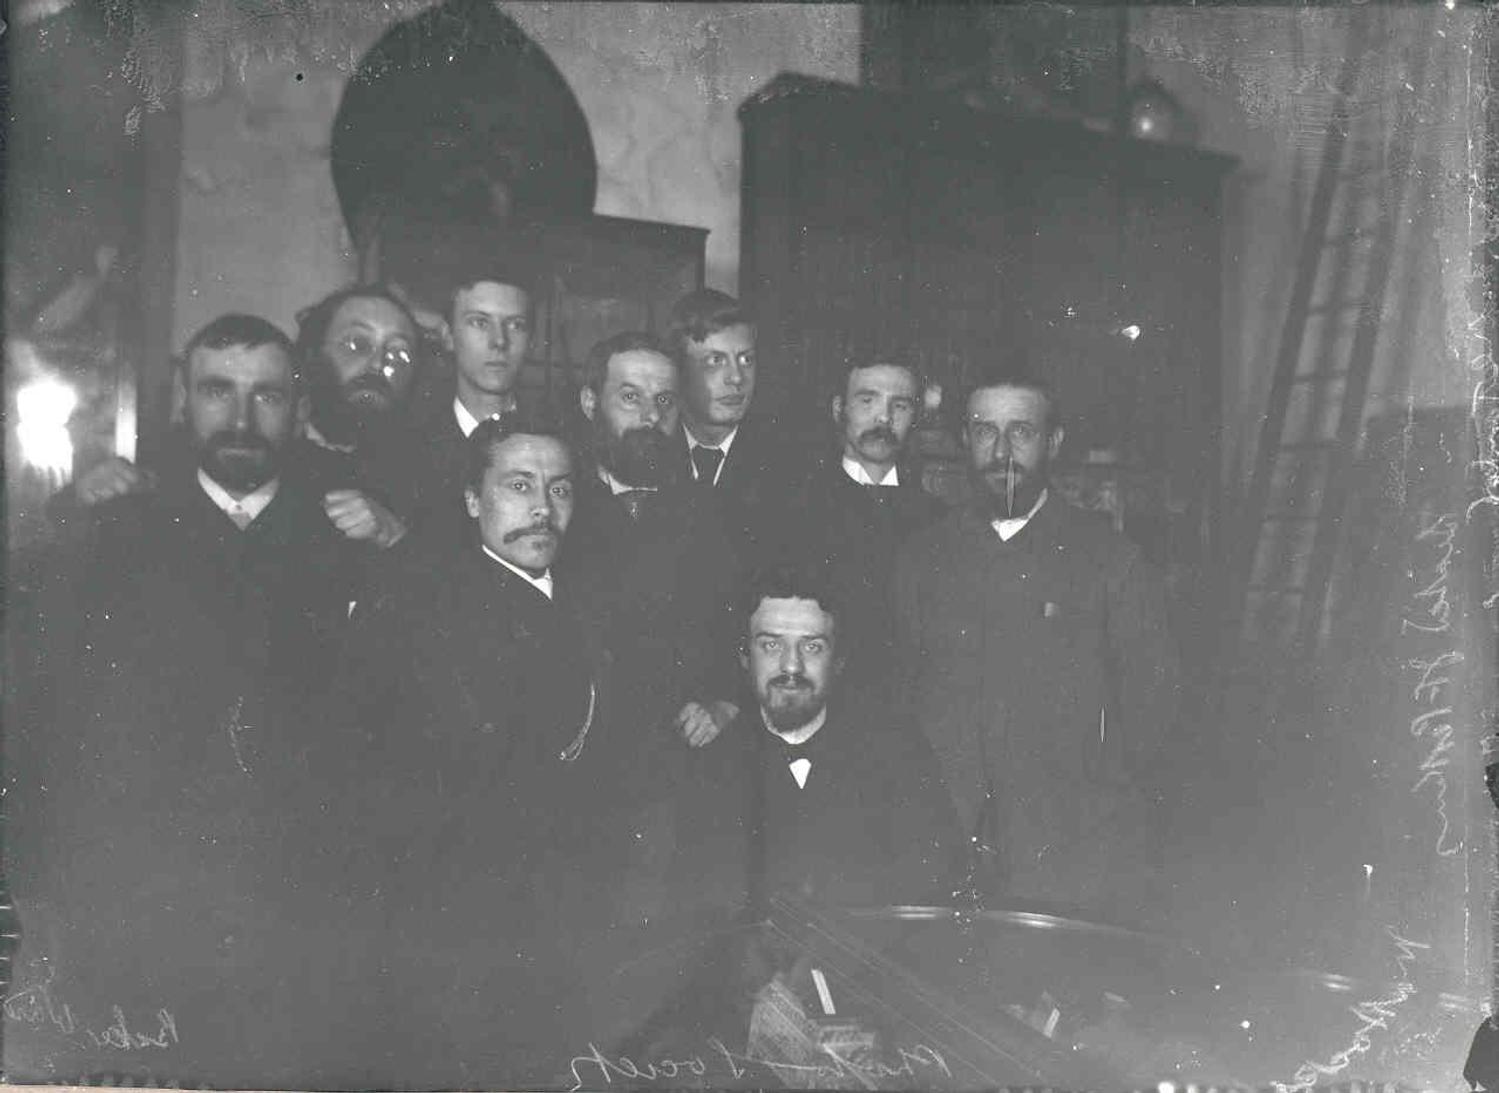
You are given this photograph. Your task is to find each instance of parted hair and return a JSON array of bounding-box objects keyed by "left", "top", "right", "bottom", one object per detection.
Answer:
[
  {"left": 581, "top": 331, "right": 677, "bottom": 394},
  {"left": 464, "top": 410, "right": 573, "bottom": 495},
  {"left": 665, "top": 288, "right": 753, "bottom": 360},
  {"left": 181, "top": 314, "right": 296, "bottom": 376},
  {"left": 740, "top": 563, "right": 845, "bottom": 639}
]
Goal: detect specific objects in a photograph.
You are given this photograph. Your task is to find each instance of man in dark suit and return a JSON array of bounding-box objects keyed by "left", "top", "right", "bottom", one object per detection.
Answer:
[
  {"left": 52, "top": 286, "right": 421, "bottom": 555},
  {"left": 678, "top": 566, "right": 959, "bottom": 913},
  {"left": 790, "top": 356, "right": 947, "bottom": 695},
  {"left": 558, "top": 331, "right": 745, "bottom": 923},
  {"left": 5, "top": 314, "right": 372, "bottom": 1086},
  {"left": 894, "top": 369, "right": 1181, "bottom": 916},
  {"left": 402, "top": 248, "right": 540, "bottom": 545},
  {"left": 667, "top": 288, "right": 795, "bottom": 551},
  {"left": 290, "top": 283, "right": 427, "bottom": 547},
  {"left": 311, "top": 413, "right": 610, "bottom": 1088}
]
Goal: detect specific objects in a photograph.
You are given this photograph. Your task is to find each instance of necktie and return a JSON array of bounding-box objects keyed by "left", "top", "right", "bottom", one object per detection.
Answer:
[
  {"left": 227, "top": 505, "right": 253, "bottom": 531},
  {"left": 691, "top": 445, "right": 724, "bottom": 486}
]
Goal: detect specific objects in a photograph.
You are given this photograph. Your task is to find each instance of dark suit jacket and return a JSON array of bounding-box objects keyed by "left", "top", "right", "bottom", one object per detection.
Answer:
[
  {"left": 680, "top": 415, "right": 802, "bottom": 554},
  {"left": 895, "top": 497, "right": 1182, "bottom": 910},
  {"left": 557, "top": 474, "right": 744, "bottom": 793},
  {"left": 5, "top": 465, "right": 370, "bottom": 1086},
  {"left": 789, "top": 457, "right": 947, "bottom": 692},
  {"left": 304, "top": 542, "right": 611, "bottom": 1086},
  {"left": 402, "top": 384, "right": 478, "bottom": 549},
  {"left": 674, "top": 703, "right": 960, "bottom": 912}
]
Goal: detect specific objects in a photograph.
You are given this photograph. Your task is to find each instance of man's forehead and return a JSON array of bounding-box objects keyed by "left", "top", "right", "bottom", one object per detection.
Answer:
[
  {"left": 967, "top": 384, "right": 1049, "bottom": 421},
  {"left": 456, "top": 280, "right": 530, "bottom": 313},
  {"left": 848, "top": 363, "right": 917, "bottom": 396},
  {"left": 189, "top": 342, "right": 293, "bottom": 383},
  {"left": 751, "top": 596, "right": 835, "bottom": 635},
  {"left": 690, "top": 324, "right": 754, "bottom": 353},
  {"left": 330, "top": 296, "right": 413, "bottom": 336},
  {"left": 607, "top": 350, "right": 677, "bottom": 388},
  {"left": 487, "top": 434, "right": 572, "bottom": 476}
]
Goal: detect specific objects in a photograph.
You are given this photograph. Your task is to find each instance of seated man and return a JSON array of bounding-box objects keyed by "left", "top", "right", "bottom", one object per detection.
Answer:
[
  {"left": 677, "top": 566, "right": 959, "bottom": 913},
  {"left": 5, "top": 314, "right": 370, "bottom": 1087}
]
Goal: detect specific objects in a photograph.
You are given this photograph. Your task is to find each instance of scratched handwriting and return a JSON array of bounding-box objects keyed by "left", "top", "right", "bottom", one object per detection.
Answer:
[
  {"left": 566, "top": 1036, "right": 952, "bottom": 1091},
  {"left": 1402, "top": 508, "right": 1466, "bottom": 857},
  {"left": 1400, "top": 513, "right": 1457, "bottom": 635},
  {"left": 1273, "top": 928, "right": 1429, "bottom": 1093},
  {"left": 4, "top": 979, "right": 179, "bottom": 1051}
]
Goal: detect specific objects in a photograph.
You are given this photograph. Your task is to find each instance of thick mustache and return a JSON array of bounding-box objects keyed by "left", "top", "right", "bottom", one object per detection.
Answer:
[
  {"left": 344, "top": 373, "right": 395, "bottom": 399},
  {"left": 503, "top": 523, "right": 559, "bottom": 543},
  {"left": 770, "top": 673, "right": 811, "bottom": 689},
  {"left": 208, "top": 431, "right": 272, "bottom": 455},
  {"left": 859, "top": 426, "right": 899, "bottom": 446}
]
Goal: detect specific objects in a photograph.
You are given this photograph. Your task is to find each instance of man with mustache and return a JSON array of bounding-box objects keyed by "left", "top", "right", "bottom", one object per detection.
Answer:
[
  {"left": 311, "top": 413, "right": 610, "bottom": 1086},
  {"left": 558, "top": 331, "right": 745, "bottom": 918},
  {"left": 785, "top": 357, "right": 947, "bottom": 697},
  {"left": 291, "top": 283, "right": 427, "bottom": 548},
  {"left": 894, "top": 371, "right": 1181, "bottom": 917},
  {"left": 8, "top": 314, "right": 372, "bottom": 1083},
  {"left": 675, "top": 567, "right": 957, "bottom": 913},
  {"left": 668, "top": 289, "right": 797, "bottom": 553}
]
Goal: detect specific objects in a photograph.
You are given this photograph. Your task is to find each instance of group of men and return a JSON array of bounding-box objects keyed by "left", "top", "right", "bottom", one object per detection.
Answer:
[{"left": 5, "top": 245, "right": 1181, "bottom": 1085}]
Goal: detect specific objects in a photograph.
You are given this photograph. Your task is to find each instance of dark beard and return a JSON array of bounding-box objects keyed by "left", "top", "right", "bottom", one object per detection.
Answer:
[
  {"left": 310, "top": 371, "right": 401, "bottom": 449},
  {"left": 762, "top": 674, "right": 825, "bottom": 732},
  {"left": 973, "top": 458, "right": 1046, "bottom": 520},
  {"left": 199, "top": 429, "right": 279, "bottom": 493},
  {"left": 600, "top": 423, "right": 683, "bottom": 489}
]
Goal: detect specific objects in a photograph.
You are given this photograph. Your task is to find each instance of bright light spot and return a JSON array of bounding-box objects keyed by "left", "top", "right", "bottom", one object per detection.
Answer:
[
  {"left": 1121, "top": 324, "right": 1143, "bottom": 341},
  {"left": 1445, "top": 0, "right": 1456, "bottom": 10},
  {"left": 1241, "top": 1019, "right": 1252, "bottom": 1030},
  {"left": 17, "top": 377, "right": 78, "bottom": 480},
  {"left": 1213, "top": 983, "right": 1221, "bottom": 991},
  {"left": 1158, "top": 1082, "right": 1177, "bottom": 1093}
]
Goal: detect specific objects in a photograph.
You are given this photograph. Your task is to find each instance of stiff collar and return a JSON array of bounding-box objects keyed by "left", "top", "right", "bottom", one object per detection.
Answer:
[
  {"left": 596, "top": 467, "right": 657, "bottom": 496},
  {"left": 992, "top": 488, "right": 1049, "bottom": 542},
  {"left": 453, "top": 394, "right": 517, "bottom": 438},
  {"left": 481, "top": 543, "right": 554, "bottom": 600},
  {"left": 197, "top": 469, "right": 280, "bottom": 525},
  {"left": 841, "top": 455, "right": 899, "bottom": 487},
  {"left": 683, "top": 422, "right": 740, "bottom": 484}
]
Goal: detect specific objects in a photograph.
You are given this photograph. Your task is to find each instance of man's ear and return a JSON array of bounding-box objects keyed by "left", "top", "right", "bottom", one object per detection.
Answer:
[
  {"left": 439, "top": 315, "right": 455, "bottom": 354},
  {"left": 295, "top": 391, "right": 311, "bottom": 432},
  {"left": 1048, "top": 425, "right": 1065, "bottom": 461},
  {"left": 738, "top": 645, "right": 750, "bottom": 672},
  {"left": 830, "top": 395, "right": 843, "bottom": 427},
  {"left": 579, "top": 385, "right": 597, "bottom": 422},
  {"left": 463, "top": 487, "right": 481, "bottom": 519},
  {"left": 169, "top": 363, "right": 187, "bottom": 425}
]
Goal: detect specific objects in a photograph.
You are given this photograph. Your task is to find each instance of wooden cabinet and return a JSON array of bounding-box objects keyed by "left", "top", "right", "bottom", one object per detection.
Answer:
[{"left": 739, "top": 74, "right": 1234, "bottom": 569}]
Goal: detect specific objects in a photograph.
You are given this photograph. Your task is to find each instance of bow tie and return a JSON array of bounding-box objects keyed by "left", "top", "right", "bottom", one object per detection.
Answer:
[{"left": 691, "top": 445, "right": 724, "bottom": 486}]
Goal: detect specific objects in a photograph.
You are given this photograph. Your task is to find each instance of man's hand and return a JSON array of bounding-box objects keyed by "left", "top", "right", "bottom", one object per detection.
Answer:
[
  {"left": 322, "top": 489, "right": 407, "bottom": 549},
  {"left": 73, "top": 457, "right": 154, "bottom": 505},
  {"left": 675, "top": 699, "right": 738, "bottom": 748}
]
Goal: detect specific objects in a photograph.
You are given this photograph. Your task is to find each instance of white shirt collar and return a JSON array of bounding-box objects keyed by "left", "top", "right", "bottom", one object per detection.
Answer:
[
  {"left": 481, "top": 544, "right": 554, "bottom": 600},
  {"left": 992, "top": 488, "right": 1049, "bottom": 542},
  {"left": 683, "top": 422, "right": 739, "bottom": 485},
  {"left": 453, "top": 395, "right": 516, "bottom": 439},
  {"left": 597, "top": 467, "right": 657, "bottom": 496},
  {"left": 841, "top": 455, "right": 899, "bottom": 487},
  {"left": 197, "top": 469, "right": 280, "bottom": 526},
  {"left": 761, "top": 705, "right": 828, "bottom": 748}
]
